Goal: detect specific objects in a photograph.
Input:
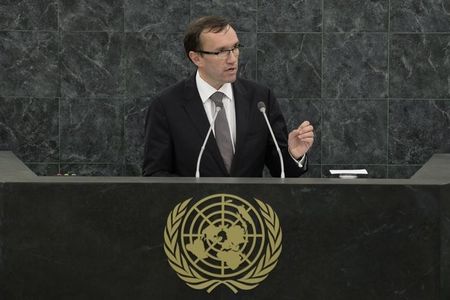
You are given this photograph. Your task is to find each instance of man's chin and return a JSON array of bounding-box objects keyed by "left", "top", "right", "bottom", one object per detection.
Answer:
[{"left": 225, "top": 73, "right": 238, "bottom": 83}]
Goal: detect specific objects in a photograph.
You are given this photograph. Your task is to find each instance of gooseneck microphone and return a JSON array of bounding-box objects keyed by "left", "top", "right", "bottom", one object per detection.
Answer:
[
  {"left": 195, "top": 106, "right": 222, "bottom": 178},
  {"left": 257, "top": 102, "right": 285, "bottom": 179}
]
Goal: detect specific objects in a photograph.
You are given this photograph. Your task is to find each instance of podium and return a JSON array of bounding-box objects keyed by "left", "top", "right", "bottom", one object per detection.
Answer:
[{"left": 1, "top": 151, "right": 449, "bottom": 299}]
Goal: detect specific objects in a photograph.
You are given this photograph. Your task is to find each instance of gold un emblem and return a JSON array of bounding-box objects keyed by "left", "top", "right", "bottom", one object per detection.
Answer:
[{"left": 164, "top": 194, "right": 282, "bottom": 293}]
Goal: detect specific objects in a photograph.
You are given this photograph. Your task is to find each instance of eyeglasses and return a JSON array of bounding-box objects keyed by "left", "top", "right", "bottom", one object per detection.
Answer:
[{"left": 196, "top": 44, "right": 242, "bottom": 59}]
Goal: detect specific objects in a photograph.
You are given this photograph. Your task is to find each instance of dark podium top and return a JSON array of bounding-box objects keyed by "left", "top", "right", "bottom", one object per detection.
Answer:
[{"left": 0, "top": 151, "right": 449, "bottom": 300}]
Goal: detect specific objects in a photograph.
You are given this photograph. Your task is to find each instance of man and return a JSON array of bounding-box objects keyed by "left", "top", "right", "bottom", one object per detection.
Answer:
[{"left": 143, "top": 16, "right": 314, "bottom": 177}]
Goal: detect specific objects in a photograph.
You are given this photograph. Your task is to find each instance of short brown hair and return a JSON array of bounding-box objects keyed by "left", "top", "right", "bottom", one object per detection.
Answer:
[{"left": 183, "top": 16, "right": 232, "bottom": 61}]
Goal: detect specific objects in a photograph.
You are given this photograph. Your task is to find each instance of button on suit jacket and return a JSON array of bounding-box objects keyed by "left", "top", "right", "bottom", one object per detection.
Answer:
[{"left": 142, "top": 75, "right": 308, "bottom": 177}]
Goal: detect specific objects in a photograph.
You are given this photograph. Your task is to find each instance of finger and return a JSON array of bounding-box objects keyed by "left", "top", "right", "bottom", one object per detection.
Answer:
[
  {"left": 300, "top": 125, "right": 314, "bottom": 133},
  {"left": 297, "top": 121, "right": 311, "bottom": 130},
  {"left": 297, "top": 132, "right": 314, "bottom": 139},
  {"left": 295, "top": 125, "right": 314, "bottom": 135},
  {"left": 297, "top": 131, "right": 314, "bottom": 138}
]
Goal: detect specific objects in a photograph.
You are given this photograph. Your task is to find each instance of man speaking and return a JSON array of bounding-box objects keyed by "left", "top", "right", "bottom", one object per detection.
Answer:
[{"left": 143, "top": 16, "right": 314, "bottom": 177}]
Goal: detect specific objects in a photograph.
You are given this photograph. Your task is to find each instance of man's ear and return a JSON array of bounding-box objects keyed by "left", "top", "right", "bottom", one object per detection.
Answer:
[{"left": 189, "top": 51, "right": 202, "bottom": 67}]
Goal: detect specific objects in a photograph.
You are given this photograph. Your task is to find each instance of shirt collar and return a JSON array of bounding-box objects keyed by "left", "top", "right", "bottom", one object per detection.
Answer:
[{"left": 196, "top": 71, "right": 233, "bottom": 104}]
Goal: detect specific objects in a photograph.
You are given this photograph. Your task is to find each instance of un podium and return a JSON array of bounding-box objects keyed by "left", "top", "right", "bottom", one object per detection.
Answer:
[{"left": 0, "top": 151, "right": 449, "bottom": 300}]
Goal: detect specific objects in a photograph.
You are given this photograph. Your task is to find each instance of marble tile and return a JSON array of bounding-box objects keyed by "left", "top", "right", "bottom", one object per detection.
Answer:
[
  {"left": 257, "top": 0, "right": 321, "bottom": 32},
  {"left": 237, "top": 33, "right": 257, "bottom": 81},
  {"left": 322, "top": 99, "right": 388, "bottom": 164},
  {"left": 390, "top": 34, "right": 450, "bottom": 98},
  {"left": 257, "top": 33, "right": 321, "bottom": 98},
  {"left": 60, "top": 98, "right": 123, "bottom": 163},
  {"left": 191, "top": 0, "right": 257, "bottom": 32},
  {"left": 61, "top": 32, "right": 125, "bottom": 98},
  {"left": 0, "top": 32, "right": 59, "bottom": 98},
  {"left": 322, "top": 164, "right": 387, "bottom": 178},
  {"left": 323, "top": 33, "right": 388, "bottom": 98},
  {"left": 387, "top": 165, "right": 422, "bottom": 179},
  {"left": 0, "top": 97, "right": 59, "bottom": 162},
  {"left": 124, "top": 32, "right": 192, "bottom": 97},
  {"left": 26, "top": 163, "right": 60, "bottom": 176},
  {"left": 278, "top": 99, "right": 321, "bottom": 164},
  {"left": 60, "top": 0, "right": 124, "bottom": 31},
  {"left": 124, "top": 0, "right": 189, "bottom": 32},
  {"left": 389, "top": 99, "right": 450, "bottom": 164},
  {"left": 124, "top": 97, "right": 153, "bottom": 165},
  {"left": 59, "top": 164, "right": 123, "bottom": 176},
  {"left": 124, "top": 164, "right": 141, "bottom": 176},
  {"left": 0, "top": 0, "right": 57, "bottom": 30},
  {"left": 391, "top": 0, "right": 450, "bottom": 32},
  {"left": 324, "top": 0, "right": 388, "bottom": 32},
  {"left": 2, "top": 1, "right": 449, "bottom": 177},
  {"left": 238, "top": 32, "right": 257, "bottom": 48}
]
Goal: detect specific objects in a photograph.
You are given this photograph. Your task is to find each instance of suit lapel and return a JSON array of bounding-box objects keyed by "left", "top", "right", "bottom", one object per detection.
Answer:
[
  {"left": 231, "top": 79, "right": 250, "bottom": 174},
  {"left": 182, "top": 76, "right": 210, "bottom": 138}
]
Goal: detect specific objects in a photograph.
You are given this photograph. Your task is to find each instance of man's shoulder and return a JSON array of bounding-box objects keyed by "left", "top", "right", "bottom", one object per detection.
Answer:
[
  {"left": 157, "top": 78, "right": 189, "bottom": 99},
  {"left": 233, "top": 78, "right": 272, "bottom": 100},
  {"left": 150, "top": 77, "right": 195, "bottom": 110}
]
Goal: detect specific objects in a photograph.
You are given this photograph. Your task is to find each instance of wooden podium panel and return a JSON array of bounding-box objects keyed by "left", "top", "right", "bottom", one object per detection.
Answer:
[{"left": 0, "top": 152, "right": 449, "bottom": 300}]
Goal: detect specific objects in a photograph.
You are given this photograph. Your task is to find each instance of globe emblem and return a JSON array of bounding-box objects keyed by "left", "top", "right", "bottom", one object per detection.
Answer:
[
  {"left": 180, "top": 194, "right": 266, "bottom": 278},
  {"left": 164, "top": 194, "right": 282, "bottom": 293}
]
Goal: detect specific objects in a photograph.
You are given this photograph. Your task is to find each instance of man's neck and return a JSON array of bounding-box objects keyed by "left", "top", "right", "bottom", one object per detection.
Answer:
[{"left": 198, "top": 70, "right": 223, "bottom": 90}]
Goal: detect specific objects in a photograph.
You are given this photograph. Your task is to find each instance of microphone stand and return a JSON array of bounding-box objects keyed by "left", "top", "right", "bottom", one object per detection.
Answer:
[
  {"left": 258, "top": 102, "right": 285, "bottom": 179},
  {"left": 195, "top": 106, "right": 221, "bottom": 178}
]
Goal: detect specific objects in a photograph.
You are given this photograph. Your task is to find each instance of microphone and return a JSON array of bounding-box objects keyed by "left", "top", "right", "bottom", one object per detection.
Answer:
[
  {"left": 257, "top": 101, "right": 285, "bottom": 178},
  {"left": 195, "top": 106, "right": 222, "bottom": 178}
]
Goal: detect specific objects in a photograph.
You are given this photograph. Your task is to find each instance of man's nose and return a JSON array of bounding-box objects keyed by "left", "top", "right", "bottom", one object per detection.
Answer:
[{"left": 226, "top": 50, "right": 238, "bottom": 62}]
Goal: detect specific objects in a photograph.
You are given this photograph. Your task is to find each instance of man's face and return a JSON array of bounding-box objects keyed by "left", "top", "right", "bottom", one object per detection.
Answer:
[{"left": 189, "top": 25, "right": 239, "bottom": 89}]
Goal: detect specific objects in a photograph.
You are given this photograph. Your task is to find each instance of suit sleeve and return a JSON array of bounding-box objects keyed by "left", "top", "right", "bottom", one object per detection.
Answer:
[
  {"left": 142, "top": 98, "right": 177, "bottom": 176},
  {"left": 265, "top": 89, "right": 308, "bottom": 177}
]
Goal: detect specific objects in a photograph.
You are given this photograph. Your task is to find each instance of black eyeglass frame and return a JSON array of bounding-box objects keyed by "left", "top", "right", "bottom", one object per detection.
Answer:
[{"left": 195, "top": 43, "right": 243, "bottom": 57}]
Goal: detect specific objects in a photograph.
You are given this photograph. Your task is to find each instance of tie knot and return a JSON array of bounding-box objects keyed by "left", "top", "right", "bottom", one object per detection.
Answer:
[{"left": 210, "top": 92, "right": 225, "bottom": 108}]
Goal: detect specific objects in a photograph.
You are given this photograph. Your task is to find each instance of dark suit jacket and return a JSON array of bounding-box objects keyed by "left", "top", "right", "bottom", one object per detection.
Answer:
[{"left": 142, "top": 75, "right": 308, "bottom": 177}]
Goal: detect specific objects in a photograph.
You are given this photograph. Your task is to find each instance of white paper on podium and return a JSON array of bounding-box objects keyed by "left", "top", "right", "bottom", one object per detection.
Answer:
[{"left": 329, "top": 169, "right": 368, "bottom": 175}]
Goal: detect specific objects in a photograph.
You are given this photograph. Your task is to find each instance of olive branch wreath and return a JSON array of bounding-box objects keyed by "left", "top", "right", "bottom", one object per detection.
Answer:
[{"left": 163, "top": 197, "right": 282, "bottom": 294}]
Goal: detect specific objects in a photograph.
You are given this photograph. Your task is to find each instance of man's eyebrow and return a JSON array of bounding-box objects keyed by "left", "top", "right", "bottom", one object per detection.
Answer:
[{"left": 217, "top": 42, "right": 240, "bottom": 51}]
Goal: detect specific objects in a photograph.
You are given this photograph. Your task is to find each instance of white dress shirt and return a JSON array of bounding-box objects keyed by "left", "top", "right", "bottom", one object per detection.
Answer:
[{"left": 196, "top": 71, "right": 236, "bottom": 153}]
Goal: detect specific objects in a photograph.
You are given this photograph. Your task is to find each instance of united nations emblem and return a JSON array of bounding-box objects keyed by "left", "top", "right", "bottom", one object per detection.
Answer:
[{"left": 163, "top": 194, "right": 282, "bottom": 293}]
